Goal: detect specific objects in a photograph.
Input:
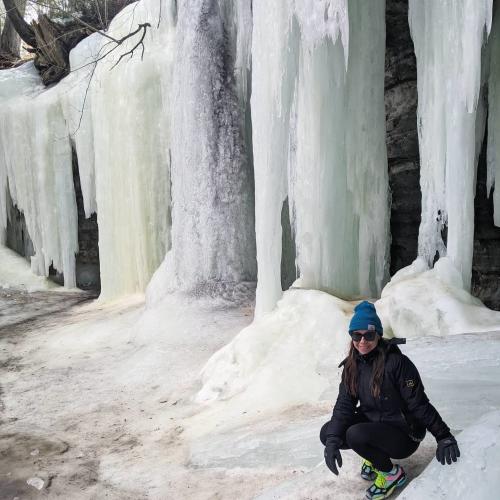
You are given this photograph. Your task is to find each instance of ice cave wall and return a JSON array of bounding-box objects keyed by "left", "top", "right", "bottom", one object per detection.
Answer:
[
  {"left": 252, "top": 0, "right": 389, "bottom": 315},
  {"left": 2, "top": 0, "right": 500, "bottom": 309}
]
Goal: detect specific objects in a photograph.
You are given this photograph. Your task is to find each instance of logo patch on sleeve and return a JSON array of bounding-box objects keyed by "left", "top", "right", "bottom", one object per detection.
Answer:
[{"left": 405, "top": 379, "right": 415, "bottom": 388}]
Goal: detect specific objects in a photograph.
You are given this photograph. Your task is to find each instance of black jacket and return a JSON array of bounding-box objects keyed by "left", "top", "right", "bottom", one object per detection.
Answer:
[{"left": 326, "top": 340, "right": 450, "bottom": 444}]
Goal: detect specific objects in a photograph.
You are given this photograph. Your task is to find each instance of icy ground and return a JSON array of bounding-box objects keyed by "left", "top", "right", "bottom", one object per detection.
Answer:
[{"left": 2, "top": 257, "right": 500, "bottom": 498}]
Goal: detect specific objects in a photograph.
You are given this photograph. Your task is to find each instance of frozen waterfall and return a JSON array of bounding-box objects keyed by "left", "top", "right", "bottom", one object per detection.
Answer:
[
  {"left": 2, "top": 0, "right": 500, "bottom": 310},
  {"left": 252, "top": 0, "right": 389, "bottom": 315},
  {"left": 409, "top": 0, "right": 493, "bottom": 290},
  {"left": 0, "top": 63, "right": 78, "bottom": 287},
  {"left": 165, "top": 0, "right": 256, "bottom": 294}
]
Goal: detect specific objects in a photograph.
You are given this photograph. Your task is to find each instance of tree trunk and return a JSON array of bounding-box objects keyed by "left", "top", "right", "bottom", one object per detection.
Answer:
[
  {"left": 2, "top": 0, "right": 36, "bottom": 48},
  {"left": 0, "top": 0, "right": 26, "bottom": 58}
]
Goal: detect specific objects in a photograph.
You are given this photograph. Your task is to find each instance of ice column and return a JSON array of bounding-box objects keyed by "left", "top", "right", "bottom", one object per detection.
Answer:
[
  {"left": 252, "top": 0, "right": 389, "bottom": 314},
  {"left": 165, "top": 0, "right": 256, "bottom": 293},
  {"left": 59, "top": 34, "right": 103, "bottom": 218},
  {"left": 409, "top": 0, "right": 493, "bottom": 289},
  {"left": 0, "top": 63, "right": 78, "bottom": 287},
  {"left": 251, "top": 0, "right": 300, "bottom": 314},
  {"left": 90, "top": 0, "right": 174, "bottom": 300}
]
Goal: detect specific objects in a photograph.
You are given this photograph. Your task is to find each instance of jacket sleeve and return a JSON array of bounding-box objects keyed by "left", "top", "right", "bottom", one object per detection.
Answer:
[
  {"left": 326, "top": 370, "right": 358, "bottom": 443},
  {"left": 394, "top": 354, "right": 451, "bottom": 440}
]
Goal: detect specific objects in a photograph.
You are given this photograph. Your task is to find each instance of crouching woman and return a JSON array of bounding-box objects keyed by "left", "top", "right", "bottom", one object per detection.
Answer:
[{"left": 320, "top": 301, "right": 460, "bottom": 500}]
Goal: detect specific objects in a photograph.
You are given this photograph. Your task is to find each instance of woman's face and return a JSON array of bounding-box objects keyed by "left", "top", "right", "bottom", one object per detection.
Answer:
[{"left": 352, "top": 330, "right": 379, "bottom": 355}]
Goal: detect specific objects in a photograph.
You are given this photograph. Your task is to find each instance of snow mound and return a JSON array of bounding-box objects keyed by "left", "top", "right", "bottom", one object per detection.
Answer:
[
  {"left": 0, "top": 245, "right": 60, "bottom": 292},
  {"left": 196, "top": 258, "right": 500, "bottom": 416},
  {"left": 195, "top": 289, "right": 353, "bottom": 407},
  {"left": 377, "top": 257, "right": 500, "bottom": 337},
  {"left": 401, "top": 410, "right": 500, "bottom": 500}
]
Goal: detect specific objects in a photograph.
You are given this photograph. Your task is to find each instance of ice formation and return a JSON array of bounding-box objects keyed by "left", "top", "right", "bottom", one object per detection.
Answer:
[
  {"left": 0, "top": 0, "right": 255, "bottom": 300},
  {"left": 90, "top": 1, "right": 174, "bottom": 300},
  {"left": 409, "top": 0, "right": 493, "bottom": 289},
  {"left": 252, "top": 0, "right": 389, "bottom": 315},
  {"left": 164, "top": 0, "right": 256, "bottom": 294},
  {"left": 0, "top": 63, "right": 78, "bottom": 287}
]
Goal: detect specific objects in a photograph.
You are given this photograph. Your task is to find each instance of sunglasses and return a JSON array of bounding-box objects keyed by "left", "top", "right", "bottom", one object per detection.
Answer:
[{"left": 350, "top": 331, "right": 377, "bottom": 342}]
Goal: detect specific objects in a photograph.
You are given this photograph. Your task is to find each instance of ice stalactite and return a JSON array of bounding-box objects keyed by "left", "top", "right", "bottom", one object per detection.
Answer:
[
  {"left": 488, "top": 2, "right": 500, "bottom": 227},
  {"left": 162, "top": 0, "right": 256, "bottom": 295},
  {"left": 409, "top": 0, "right": 493, "bottom": 290},
  {"left": 0, "top": 63, "right": 78, "bottom": 287},
  {"left": 252, "top": 0, "right": 389, "bottom": 315},
  {"left": 251, "top": 0, "right": 300, "bottom": 315},
  {"left": 90, "top": 0, "right": 175, "bottom": 300},
  {"left": 60, "top": 34, "right": 102, "bottom": 219}
]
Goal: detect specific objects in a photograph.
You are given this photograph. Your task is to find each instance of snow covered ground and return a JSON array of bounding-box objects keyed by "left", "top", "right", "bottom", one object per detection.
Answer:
[{"left": 2, "top": 253, "right": 500, "bottom": 499}]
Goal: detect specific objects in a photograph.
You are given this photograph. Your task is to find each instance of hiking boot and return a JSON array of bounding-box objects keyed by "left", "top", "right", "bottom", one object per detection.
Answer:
[
  {"left": 365, "top": 464, "right": 407, "bottom": 499},
  {"left": 360, "top": 459, "right": 377, "bottom": 481}
]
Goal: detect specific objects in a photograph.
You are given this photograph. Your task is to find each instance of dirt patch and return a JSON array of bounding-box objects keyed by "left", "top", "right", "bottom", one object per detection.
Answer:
[{"left": 0, "top": 432, "right": 69, "bottom": 497}]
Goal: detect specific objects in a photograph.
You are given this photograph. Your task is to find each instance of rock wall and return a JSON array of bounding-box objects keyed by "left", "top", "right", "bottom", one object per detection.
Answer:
[
  {"left": 72, "top": 149, "right": 100, "bottom": 291},
  {"left": 385, "top": 0, "right": 420, "bottom": 276}
]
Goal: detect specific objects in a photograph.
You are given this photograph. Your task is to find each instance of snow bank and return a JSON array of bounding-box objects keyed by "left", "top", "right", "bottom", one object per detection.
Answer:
[
  {"left": 196, "top": 258, "right": 500, "bottom": 420},
  {"left": 401, "top": 410, "right": 500, "bottom": 499},
  {"left": 377, "top": 257, "right": 500, "bottom": 337},
  {"left": 0, "top": 245, "right": 60, "bottom": 291},
  {"left": 195, "top": 289, "right": 353, "bottom": 411}
]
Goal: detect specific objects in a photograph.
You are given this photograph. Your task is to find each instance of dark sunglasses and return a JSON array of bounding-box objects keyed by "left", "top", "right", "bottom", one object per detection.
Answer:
[{"left": 350, "top": 331, "right": 377, "bottom": 342}]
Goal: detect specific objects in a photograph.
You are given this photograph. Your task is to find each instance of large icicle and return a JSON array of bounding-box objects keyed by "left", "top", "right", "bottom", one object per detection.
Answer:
[
  {"left": 409, "top": 0, "right": 493, "bottom": 289},
  {"left": 252, "top": 0, "right": 388, "bottom": 314},
  {"left": 162, "top": 0, "right": 256, "bottom": 294},
  {"left": 0, "top": 63, "right": 78, "bottom": 287},
  {"left": 251, "top": 0, "right": 300, "bottom": 315}
]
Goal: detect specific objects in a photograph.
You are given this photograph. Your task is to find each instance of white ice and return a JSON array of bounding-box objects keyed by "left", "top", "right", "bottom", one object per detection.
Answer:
[
  {"left": 252, "top": 0, "right": 388, "bottom": 315},
  {"left": 0, "top": 245, "right": 59, "bottom": 291},
  {"left": 409, "top": 0, "right": 493, "bottom": 289}
]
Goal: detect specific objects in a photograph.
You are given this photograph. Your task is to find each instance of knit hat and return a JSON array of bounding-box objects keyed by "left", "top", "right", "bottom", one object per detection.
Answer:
[{"left": 349, "top": 301, "right": 383, "bottom": 335}]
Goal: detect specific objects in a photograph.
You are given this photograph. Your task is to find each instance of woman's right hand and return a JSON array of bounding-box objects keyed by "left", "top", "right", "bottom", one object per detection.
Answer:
[{"left": 324, "top": 437, "right": 343, "bottom": 475}]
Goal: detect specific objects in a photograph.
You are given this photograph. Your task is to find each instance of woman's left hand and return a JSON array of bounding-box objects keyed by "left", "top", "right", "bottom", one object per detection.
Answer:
[{"left": 436, "top": 435, "right": 460, "bottom": 465}]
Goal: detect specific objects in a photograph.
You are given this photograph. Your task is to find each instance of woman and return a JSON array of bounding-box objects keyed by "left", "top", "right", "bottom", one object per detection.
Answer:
[{"left": 320, "top": 301, "right": 460, "bottom": 500}]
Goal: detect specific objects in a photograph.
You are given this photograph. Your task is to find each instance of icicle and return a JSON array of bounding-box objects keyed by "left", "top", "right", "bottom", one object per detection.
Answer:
[
  {"left": 60, "top": 34, "right": 103, "bottom": 219},
  {"left": 252, "top": 0, "right": 300, "bottom": 315},
  {"left": 0, "top": 63, "right": 78, "bottom": 287},
  {"left": 409, "top": 0, "right": 493, "bottom": 289},
  {"left": 253, "top": 0, "right": 388, "bottom": 314}
]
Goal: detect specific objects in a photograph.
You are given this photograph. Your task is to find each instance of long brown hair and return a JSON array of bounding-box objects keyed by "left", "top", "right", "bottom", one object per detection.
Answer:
[{"left": 344, "top": 338, "right": 386, "bottom": 399}]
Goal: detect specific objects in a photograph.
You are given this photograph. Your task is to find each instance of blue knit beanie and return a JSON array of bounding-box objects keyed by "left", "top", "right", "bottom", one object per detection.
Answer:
[{"left": 349, "top": 301, "right": 383, "bottom": 335}]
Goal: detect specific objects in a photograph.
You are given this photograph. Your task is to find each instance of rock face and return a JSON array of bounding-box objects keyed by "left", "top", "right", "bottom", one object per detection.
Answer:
[
  {"left": 72, "top": 150, "right": 100, "bottom": 291},
  {"left": 472, "top": 138, "right": 500, "bottom": 309},
  {"left": 385, "top": 0, "right": 420, "bottom": 277}
]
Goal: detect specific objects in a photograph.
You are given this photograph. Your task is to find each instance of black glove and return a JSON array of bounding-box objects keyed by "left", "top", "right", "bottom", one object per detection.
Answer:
[
  {"left": 324, "top": 438, "right": 342, "bottom": 475},
  {"left": 436, "top": 435, "right": 460, "bottom": 465}
]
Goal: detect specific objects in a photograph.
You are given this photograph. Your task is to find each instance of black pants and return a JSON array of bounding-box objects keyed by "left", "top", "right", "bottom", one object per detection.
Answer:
[{"left": 320, "top": 420, "right": 419, "bottom": 472}]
